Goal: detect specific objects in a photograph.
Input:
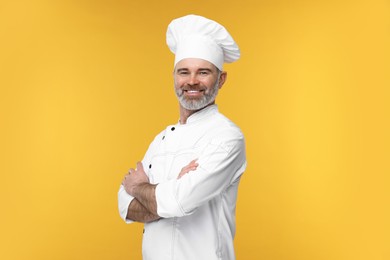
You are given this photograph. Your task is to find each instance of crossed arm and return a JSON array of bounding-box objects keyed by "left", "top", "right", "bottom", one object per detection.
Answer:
[{"left": 122, "top": 160, "right": 198, "bottom": 223}]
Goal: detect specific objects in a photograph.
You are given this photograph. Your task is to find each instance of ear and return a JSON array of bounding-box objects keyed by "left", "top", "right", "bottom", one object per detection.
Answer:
[{"left": 218, "top": 71, "right": 227, "bottom": 89}]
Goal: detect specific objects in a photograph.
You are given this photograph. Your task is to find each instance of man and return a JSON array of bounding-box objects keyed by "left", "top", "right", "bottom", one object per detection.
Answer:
[{"left": 118, "top": 14, "right": 247, "bottom": 260}]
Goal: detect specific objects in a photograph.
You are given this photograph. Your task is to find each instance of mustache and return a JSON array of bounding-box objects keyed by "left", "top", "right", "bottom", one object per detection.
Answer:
[{"left": 182, "top": 86, "right": 205, "bottom": 91}]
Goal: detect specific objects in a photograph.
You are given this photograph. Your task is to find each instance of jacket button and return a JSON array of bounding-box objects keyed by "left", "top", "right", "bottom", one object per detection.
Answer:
[
  {"left": 149, "top": 164, "right": 152, "bottom": 169},
  {"left": 171, "top": 127, "right": 175, "bottom": 131},
  {"left": 162, "top": 136, "right": 165, "bottom": 140}
]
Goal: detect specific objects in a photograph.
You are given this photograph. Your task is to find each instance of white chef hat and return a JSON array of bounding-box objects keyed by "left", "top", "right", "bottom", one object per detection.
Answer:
[{"left": 166, "top": 14, "right": 240, "bottom": 71}]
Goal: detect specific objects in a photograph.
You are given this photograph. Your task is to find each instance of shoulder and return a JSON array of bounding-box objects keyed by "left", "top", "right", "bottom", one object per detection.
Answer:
[
  {"left": 207, "top": 112, "right": 245, "bottom": 150},
  {"left": 211, "top": 111, "right": 244, "bottom": 137}
]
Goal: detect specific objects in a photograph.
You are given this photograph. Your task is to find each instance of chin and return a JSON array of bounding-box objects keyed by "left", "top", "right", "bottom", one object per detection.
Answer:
[{"left": 180, "top": 99, "right": 212, "bottom": 111}]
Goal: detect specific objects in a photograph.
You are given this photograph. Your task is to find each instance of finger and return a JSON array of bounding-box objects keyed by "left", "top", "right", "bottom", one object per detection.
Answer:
[
  {"left": 189, "top": 164, "right": 198, "bottom": 170},
  {"left": 190, "top": 159, "right": 198, "bottom": 164},
  {"left": 188, "top": 160, "right": 196, "bottom": 166},
  {"left": 136, "top": 162, "right": 144, "bottom": 172},
  {"left": 190, "top": 160, "right": 199, "bottom": 167},
  {"left": 182, "top": 167, "right": 194, "bottom": 173},
  {"left": 183, "top": 165, "right": 192, "bottom": 170},
  {"left": 186, "top": 164, "right": 198, "bottom": 171}
]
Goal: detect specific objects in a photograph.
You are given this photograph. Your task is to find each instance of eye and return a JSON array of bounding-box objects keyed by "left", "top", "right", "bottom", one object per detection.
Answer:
[
  {"left": 178, "top": 70, "right": 189, "bottom": 75},
  {"left": 199, "top": 71, "right": 209, "bottom": 75}
]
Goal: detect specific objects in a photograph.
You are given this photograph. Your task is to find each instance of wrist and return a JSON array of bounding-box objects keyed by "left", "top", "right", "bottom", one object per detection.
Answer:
[
  {"left": 133, "top": 183, "right": 158, "bottom": 216},
  {"left": 133, "top": 182, "right": 156, "bottom": 199}
]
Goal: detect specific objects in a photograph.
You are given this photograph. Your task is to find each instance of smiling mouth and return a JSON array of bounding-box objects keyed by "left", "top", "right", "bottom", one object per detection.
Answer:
[
  {"left": 185, "top": 90, "right": 204, "bottom": 93},
  {"left": 183, "top": 89, "right": 205, "bottom": 97}
]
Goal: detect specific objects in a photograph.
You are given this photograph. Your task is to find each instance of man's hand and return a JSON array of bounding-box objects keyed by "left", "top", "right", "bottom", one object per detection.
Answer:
[
  {"left": 121, "top": 159, "right": 198, "bottom": 218},
  {"left": 177, "top": 159, "right": 198, "bottom": 179},
  {"left": 122, "top": 162, "right": 149, "bottom": 197},
  {"left": 122, "top": 162, "right": 158, "bottom": 216}
]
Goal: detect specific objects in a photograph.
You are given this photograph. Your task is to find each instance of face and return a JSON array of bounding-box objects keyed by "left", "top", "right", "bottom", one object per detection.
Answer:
[{"left": 174, "top": 58, "right": 226, "bottom": 111}]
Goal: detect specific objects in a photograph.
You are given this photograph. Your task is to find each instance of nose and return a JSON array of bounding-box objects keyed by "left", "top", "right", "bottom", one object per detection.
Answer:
[{"left": 187, "top": 73, "right": 200, "bottom": 85}]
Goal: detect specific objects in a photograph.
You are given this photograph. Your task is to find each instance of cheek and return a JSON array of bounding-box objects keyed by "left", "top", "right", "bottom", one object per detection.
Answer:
[
  {"left": 174, "top": 79, "right": 189, "bottom": 91},
  {"left": 203, "top": 79, "right": 217, "bottom": 89},
  {"left": 173, "top": 81, "right": 183, "bottom": 94},
  {"left": 173, "top": 81, "right": 181, "bottom": 90}
]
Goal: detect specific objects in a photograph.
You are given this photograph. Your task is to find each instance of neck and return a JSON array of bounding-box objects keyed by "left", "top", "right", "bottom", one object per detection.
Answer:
[{"left": 179, "top": 102, "right": 215, "bottom": 124}]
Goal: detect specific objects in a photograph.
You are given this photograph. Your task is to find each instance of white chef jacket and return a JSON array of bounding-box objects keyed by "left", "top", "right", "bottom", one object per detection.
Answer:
[{"left": 118, "top": 105, "right": 246, "bottom": 260}]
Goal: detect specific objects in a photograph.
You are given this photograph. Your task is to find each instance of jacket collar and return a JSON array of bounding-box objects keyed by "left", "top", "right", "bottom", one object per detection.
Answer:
[{"left": 180, "top": 104, "right": 218, "bottom": 125}]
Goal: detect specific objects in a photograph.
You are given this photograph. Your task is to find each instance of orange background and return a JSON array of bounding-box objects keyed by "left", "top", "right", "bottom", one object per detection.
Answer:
[{"left": 0, "top": 0, "right": 389, "bottom": 259}]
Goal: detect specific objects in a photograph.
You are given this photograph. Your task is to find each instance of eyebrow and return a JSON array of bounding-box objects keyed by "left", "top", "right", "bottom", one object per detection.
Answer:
[{"left": 176, "top": 68, "right": 213, "bottom": 72}]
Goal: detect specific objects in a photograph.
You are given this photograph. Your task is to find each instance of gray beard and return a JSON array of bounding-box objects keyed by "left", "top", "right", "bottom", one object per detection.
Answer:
[{"left": 175, "top": 79, "right": 220, "bottom": 111}]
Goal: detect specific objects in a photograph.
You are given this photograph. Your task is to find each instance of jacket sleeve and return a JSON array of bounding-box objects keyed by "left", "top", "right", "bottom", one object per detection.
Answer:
[
  {"left": 117, "top": 131, "right": 164, "bottom": 223},
  {"left": 117, "top": 185, "right": 135, "bottom": 223},
  {"left": 155, "top": 132, "right": 246, "bottom": 218}
]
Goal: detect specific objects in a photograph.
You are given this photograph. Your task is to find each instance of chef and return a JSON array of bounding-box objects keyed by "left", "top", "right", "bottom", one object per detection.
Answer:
[{"left": 118, "top": 14, "right": 246, "bottom": 260}]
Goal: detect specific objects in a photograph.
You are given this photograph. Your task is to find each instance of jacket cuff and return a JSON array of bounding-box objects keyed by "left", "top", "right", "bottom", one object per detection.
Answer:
[
  {"left": 118, "top": 185, "right": 135, "bottom": 224},
  {"left": 155, "top": 180, "right": 184, "bottom": 218}
]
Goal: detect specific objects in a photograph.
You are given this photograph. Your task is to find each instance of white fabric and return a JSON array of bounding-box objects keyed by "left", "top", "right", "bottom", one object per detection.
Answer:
[
  {"left": 117, "top": 185, "right": 135, "bottom": 223},
  {"left": 166, "top": 14, "right": 240, "bottom": 70},
  {"left": 118, "top": 105, "right": 246, "bottom": 260}
]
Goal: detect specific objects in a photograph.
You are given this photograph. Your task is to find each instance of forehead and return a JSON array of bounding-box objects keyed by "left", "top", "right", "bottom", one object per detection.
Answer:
[{"left": 175, "top": 58, "right": 217, "bottom": 71}]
